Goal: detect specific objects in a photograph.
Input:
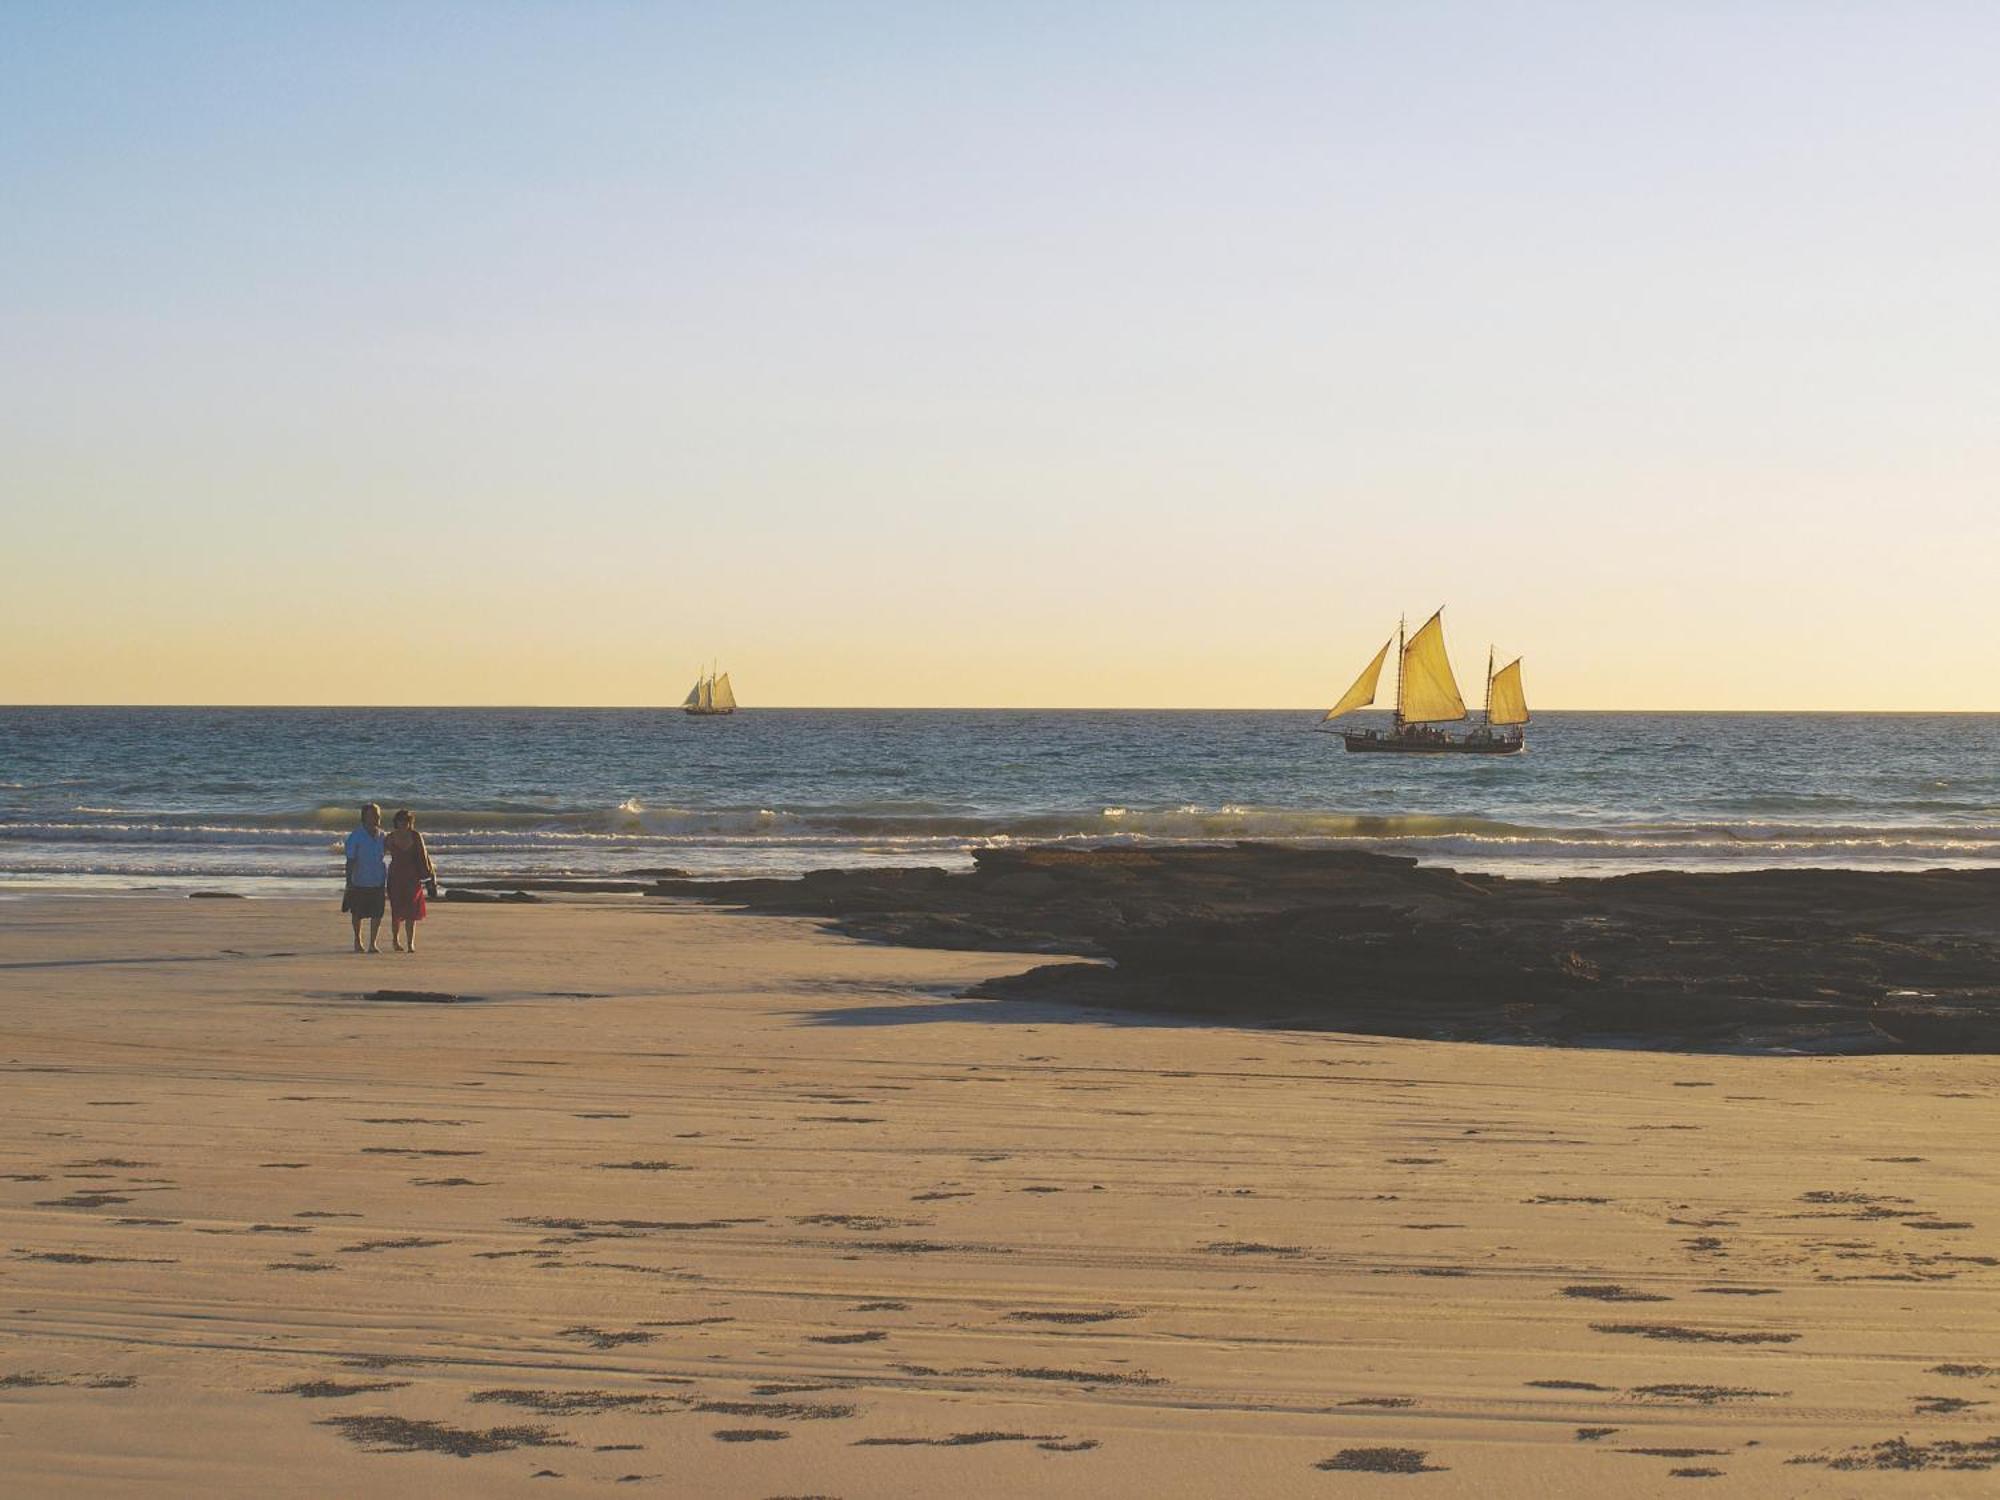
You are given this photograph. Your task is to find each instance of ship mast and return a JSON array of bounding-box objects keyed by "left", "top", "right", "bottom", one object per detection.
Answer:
[
  {"left": 1392, "top": 614, "right": 1406, "bottom": 731},
  {"left": 1484, "top": 644, "right": 1495, "bottom": 727}
]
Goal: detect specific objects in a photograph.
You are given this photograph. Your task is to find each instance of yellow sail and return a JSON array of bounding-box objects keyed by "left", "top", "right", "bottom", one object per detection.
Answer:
[
  {"left": 1399, "top": 611, "right": 1467, "bottom": 723},
  {"left": 1323, "top": 639, "right": 1391, "bottom": 721},
  {"left": 1487, "top": 658, "right": 1528, "bottom": 725},
  {"left": 713, "top": 673, "right": 737, "bottom": 711}
]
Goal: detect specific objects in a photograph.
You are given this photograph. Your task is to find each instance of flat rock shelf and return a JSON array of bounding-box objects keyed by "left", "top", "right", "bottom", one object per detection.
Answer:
[{"left": 653, "top": 845, "right": 2000, "bottom": 1053}]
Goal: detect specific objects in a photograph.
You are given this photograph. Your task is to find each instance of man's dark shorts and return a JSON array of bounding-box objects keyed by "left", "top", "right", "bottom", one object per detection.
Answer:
[{"left": 347, "top": 885, "right": 386, "bottom": 920}]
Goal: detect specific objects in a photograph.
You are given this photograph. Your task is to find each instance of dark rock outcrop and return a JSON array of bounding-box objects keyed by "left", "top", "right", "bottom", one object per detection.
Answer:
[{"left": 651, "top": 845, "right": 2000, "bottom": 1053}]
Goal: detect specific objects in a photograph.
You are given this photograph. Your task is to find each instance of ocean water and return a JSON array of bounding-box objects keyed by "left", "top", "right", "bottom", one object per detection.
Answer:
[{"left": 1, "top": 708, "right": 1996, "bottom": 896}]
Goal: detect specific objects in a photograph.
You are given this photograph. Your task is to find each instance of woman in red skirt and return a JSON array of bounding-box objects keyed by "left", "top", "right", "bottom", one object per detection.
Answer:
[{"left": 385, "top": 808, "right": 438, "bottom": 953}]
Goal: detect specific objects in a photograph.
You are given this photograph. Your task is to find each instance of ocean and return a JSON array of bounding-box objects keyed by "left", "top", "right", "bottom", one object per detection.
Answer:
[{"left": 1, "top": 707, "right": 1996, "bottom": 896}]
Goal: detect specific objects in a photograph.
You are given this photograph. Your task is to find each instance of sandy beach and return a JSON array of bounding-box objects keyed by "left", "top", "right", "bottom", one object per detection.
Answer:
[{"left": 4, "top": 894, "right": 1999, "bottom": 1496}]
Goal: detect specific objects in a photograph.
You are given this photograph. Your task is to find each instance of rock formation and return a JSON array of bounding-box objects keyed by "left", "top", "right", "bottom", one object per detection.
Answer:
[{"left": 651, "top": 845, "right": 2000, "bottom": 1054}]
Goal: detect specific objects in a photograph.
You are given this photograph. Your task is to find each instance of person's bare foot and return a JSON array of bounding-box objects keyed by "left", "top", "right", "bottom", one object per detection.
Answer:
[
  {"left": 352, "top": 943, "right": 364, "bottom": 953},
  {"left": 366, "top": 943, "right": 381, "bottom": 953},
  {"left": 392, "top": 940, "right": 403, "bottom": 952}
]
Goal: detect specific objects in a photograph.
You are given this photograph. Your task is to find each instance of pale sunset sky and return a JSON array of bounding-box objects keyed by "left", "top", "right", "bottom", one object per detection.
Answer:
[{"left": 2, "top": 3, "right": 1995, "bottom": 709}]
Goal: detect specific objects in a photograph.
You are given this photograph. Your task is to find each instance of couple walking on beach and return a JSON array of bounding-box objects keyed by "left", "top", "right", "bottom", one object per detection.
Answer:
[{"left": 342, "top": 802, "right": 438, "bottom": 953}]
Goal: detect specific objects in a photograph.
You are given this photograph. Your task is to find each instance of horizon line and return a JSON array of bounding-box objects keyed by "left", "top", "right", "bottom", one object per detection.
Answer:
[{"left": 5, "top": 703, "right": 1999, "bottom": 716}]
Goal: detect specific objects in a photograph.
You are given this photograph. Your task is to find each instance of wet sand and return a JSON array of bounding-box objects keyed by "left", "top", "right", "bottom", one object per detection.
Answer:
[{"left": 3, "top": 895, "right": 1998, "bottom": 1496}]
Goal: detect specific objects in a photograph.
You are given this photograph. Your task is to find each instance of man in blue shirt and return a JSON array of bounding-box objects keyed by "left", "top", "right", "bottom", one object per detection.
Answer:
[{"left": 343, "top": 802, "right": 390, "bottom": 952}]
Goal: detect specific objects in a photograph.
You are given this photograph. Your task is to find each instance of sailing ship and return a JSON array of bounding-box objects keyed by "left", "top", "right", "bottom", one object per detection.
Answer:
[
  {"left": 682, "top": 666, "right": 738, "bottom": 716},
  {"left": 1322, "top": 609, "right": 1527, "bottom": 754}
]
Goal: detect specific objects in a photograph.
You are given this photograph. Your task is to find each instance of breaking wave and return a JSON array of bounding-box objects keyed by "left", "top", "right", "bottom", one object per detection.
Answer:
[
  {"left": 16, "top": 803, "right": 2000, "bottom": 846},
  {"left": 7, "top": 802, "right": 2000, "bottom": 891}
]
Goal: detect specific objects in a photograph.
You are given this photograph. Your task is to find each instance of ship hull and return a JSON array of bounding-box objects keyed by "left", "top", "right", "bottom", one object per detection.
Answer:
[
  {"left": 1343, "top": 730, "right": 1522, "bottom": 755},
  {"left": 683, "top": 707, "right": 735, "bottom": 716}
]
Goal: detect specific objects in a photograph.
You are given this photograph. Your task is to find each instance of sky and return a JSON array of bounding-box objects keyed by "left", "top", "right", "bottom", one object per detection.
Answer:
[{"left": 2, "top": 2, "right": 1996, "bottom": 709}]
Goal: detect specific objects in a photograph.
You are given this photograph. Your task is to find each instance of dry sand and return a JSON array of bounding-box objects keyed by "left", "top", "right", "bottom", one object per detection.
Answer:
[{"left": 3, "top": 895, "right": 1998, "bottom": 1496}]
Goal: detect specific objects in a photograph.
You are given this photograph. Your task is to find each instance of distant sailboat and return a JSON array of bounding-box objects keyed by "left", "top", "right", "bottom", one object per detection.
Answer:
[
  {"left": 683, "top": 666, "right": 738, "bottom": 717},
  {"left": 1322, "top": 609, "right": 1527, "bottom": 754}
]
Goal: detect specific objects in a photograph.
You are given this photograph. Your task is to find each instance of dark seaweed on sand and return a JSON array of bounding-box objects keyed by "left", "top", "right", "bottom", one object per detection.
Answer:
[
  {"left": 1592, "top": 1323, "right": 1797, "bottom": 1344},
  {"left": 993, "top": 1366, "right": 1164, "bottom": 1387},
  {"left": 469, "top": 1389, "right": 674, "bottom": 1415},
  {"left": 1913, "top": 1395, "right": 1986, "bottom": 1414},
  {"left": 856, "top": 1431, "right": 1065, "bottom": 1447},
  {"left": 1314, "top": 1447, "right": 1447, "bottom": 1473},
  {"left": 1628, "top": 1384, "right": 1784, "bottom": 1404},
  {"left": 793, "top": 1214, "right": 905, "bottom": 1231},
  {"left": 695, "top": 1401, "right": 856, "bottom": 1421},
  {"left": 593, "top": 1160, "right": 687, "bottom": 1172},
  {"left": 11, "top": 1250, "right": 175, "bottom": 1265},
  {"left": 1624, "top": 1448, "right": 1729, "bottom": 1458},
  {"left": 1004, "top": 1309, "right": 1130, "bottom": 1324},
  {"left": 0, "top": 1372, "right": 136, "bottom": 1390},
  {"left": 1789, "top": 1435, "right": 2000, "bottom": 1472},
  {"left": 1528, "top": 1379, "right": 1612, "bottom": 1391},
  {"left": 268, "top": 1380, "right": 409, "bottom": 1398},
  {"left": 317, "top": 1415, "right": 573, "bottom": 1457},
  {"left": 557, "top": 1326, "right": 657, "bottom": 1349}
]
